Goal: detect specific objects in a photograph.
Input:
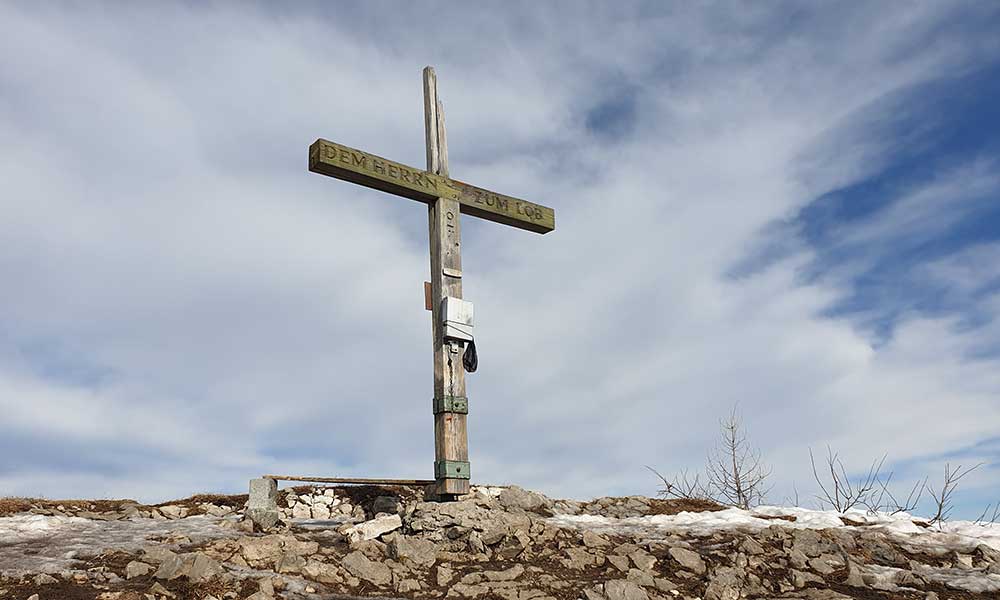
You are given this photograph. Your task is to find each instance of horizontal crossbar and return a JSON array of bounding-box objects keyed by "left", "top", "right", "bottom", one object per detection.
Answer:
[
  {"left": 263, "top": 475, "right": 435, "bottom": 486},
  {"left": 309, "top": 139, "right": 555, "bottom": 234}
]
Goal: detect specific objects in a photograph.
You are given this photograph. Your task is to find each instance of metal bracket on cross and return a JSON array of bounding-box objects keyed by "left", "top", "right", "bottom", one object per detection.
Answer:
[
  {"left": 435, "top": 460, "right": 471, "bottom": 480},
  {"left": 433, "top": 395, "right": 469, "bottom": 414}
]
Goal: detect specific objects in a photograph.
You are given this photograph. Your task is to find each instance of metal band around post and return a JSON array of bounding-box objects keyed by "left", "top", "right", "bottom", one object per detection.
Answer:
[
  {"left": 435, "top": 460, "right": 471, "bottom": 480},
  {"left": 433, "top": 395, "right": 468, "bottom": 414}
]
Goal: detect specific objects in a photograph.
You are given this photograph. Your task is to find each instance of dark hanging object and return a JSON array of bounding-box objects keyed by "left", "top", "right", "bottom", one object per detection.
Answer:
[{"left": 463, "top": 339, "right": 478, "bottom": 373}]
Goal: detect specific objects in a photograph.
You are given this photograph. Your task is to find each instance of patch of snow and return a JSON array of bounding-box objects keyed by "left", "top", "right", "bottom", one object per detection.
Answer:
[
  {"left": 913, "top": 564, "right": 1000, "bottom": 594},
  {"left": 548, "top": 505, "right": 1000, "bottom": 553},
  {"left": 0, "top": 514, "right": 241, "bottom": 575}
]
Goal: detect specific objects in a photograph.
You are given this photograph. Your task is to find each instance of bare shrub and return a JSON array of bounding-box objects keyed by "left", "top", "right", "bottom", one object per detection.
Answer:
[
  {"left": 975, "top": 501, "right": 1000, "bottom": 526},
  {"left": 704, "top": 408, "right": 772, "bottom": 509},
  {"left": 646, "top": 465, "right": 708, "bottom": 501},
  {"left": 647, "top": 407, "right": 770, "bottom": 509},
  {"left": 863, "top": 472, "right": 926, "bottom": 516},
  {"left": 782, "top": 483, "right": 801, "bottom": 507},
  {"left": 809, "top": 447, "right": 885, "bottom": 512},
  {"left": 928, "top": 463, "right": 982, "bottom": 525}
]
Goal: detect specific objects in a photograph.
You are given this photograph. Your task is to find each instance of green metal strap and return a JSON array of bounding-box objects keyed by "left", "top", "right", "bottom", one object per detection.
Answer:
[
  {"left": 433, "top": 395, "right": 468, "bottom": 414},
  {"left": 435, "top": 460, "right": 471, "bottom": 479}
]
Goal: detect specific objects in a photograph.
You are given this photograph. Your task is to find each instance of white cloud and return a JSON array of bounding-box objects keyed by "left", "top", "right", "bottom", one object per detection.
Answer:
[{"left": 1, "top": 3, "right": 998, "bottom": 517}]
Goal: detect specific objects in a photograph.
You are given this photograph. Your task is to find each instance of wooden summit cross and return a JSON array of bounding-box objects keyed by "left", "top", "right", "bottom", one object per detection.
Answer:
[{"left": 308, "top": 67, "right": 555, "bottom": 499}]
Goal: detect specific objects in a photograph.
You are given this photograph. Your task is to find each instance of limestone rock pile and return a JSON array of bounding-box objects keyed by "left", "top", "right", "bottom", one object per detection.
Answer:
[{"left": 2, "top": 485, "right": 1000, "bottom": 600}]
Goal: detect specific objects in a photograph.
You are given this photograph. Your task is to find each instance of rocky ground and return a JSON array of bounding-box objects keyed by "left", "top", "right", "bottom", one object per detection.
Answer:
[{"left": 2, "top": 485, "right": 999, "bottom": 600}]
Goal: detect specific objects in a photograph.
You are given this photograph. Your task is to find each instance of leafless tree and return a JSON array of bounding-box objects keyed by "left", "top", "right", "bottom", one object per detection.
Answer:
[
  {"left": 863, "top": 472, "right": 927, "bottom": 516},
  {"left": 704, "top": 408, "right": 772, "bottom": 509},
  {"left": 782, "top": 482, "right": 801, "bottom": 508},
  {"left": 646, "top": 465, "right": 708, "bottom": 500},
  {"left": 928, "top": 463, "right": 982, "bottom": 525},
  {"left": 809, "top": 447, "right": 885, "bottom": 512},
  {"left": 975, "top": 501, "right": 1000, "bottom": 526}
]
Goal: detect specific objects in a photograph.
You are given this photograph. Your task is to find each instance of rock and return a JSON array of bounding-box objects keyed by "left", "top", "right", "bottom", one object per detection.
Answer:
[
  {"left": 27, "top": 595, "right": 39, "bottom": 600},
  {"left": 386, "top": 532, "right": 438, "bottom": 568},
  {"left": 893, "top": 569, "right": 923, "bottom": 588},
  {"left": 245, "top": 593, "right": 272, "bottom": 600},
  {"left": 796, "top": 591, "right": 854, "bottom": 600},
  {"left": 449, "top": 583, "right": 489, "bottom": 597},
  {"left": 497, "top": 536, "right": 528, "bottom": 560},
  {"left": 976, "top": 543, "right": 1000, "bottom": 566},
  {"left": 668, "top": 547, "right": 706, "bottom": 575},
  {"left": 33, "top": 573, "right": 58, "bottom": 585},
  {"left": 788, "top": 548, "right": 809, "bottom": 569},
  {"left": 955, "top": 553, "right": 974, "bottom": 569},
  {"left": 344, "top": 513, "right": 402, "bottom": 542},
  {"left": 372, "top": 495, "right": 399, "bottom": 514},
  {"left": 149, "top": 582, "right": 175, "bottom": 598},
  {"left": 341, "top": 550, "right": 392, "bottom": 586},
  {"left": 583, "top": 586, "right": 606, "bottom": 600},
  {"left": 397, "top": 578, "right": 422, "bottom": 592},
  {"left": 311, "top": 505, "right": 331, "bottom": 520},
  {"left": 126, "top": 561, "right": 153, "bottom": 579},
  {"left": 858, "top": 533, "right": 904, "bottom": 566},
  {"left": 791, "top": 569, "right": 823, "bottom": 588},
  {"left": 654, "top": 578, "right": 679, "bottom": 594},
  {"left": 276, "top": 552, "right": 307, "bottom": 574},
  {"left": 291, "top": 504, "right": 312, "bottom": 519},
  {"left": 154, "top": 553, "right": 189, "bottom": 580},
  {"left": 629, "top": 549, "right": 657, "bottom": 573},
  {"left": 473, "top": 529, "right": 501, "bottom": 547},
  {"left": 605, "top": 554, "right": 629, "bottom": 572},
  {"left": 603, "top": 579, "right": 650, "bottom": 600},
  {"left": 187, "top": 553, "right": 223, "bottom": 582},
  {"left": 238, "top": 535, "right": 286, "bottom": 566},
  {"left": 808, "top": 556, "right": 837, "bottom": 575},
  {"left": 302, "top": 560, "right": 342, "bottom": 584},
  {"left": 468, "top": 530, "right": 486, "bottom": 553},
  {"left": 142, "top": 547, "right": 177, "bottom": 564},
  {"left": 561, "top": 547, "right": 604, "bottom": 569},
  {"left": 484, "top": 564, "right": 525, "bottom": 582},
  {"left": 498, "top": 486, "right": 550, "bottom": 513},
  {"left": 201, "top": 503, "right": 231, "bottom": 517},
  {"left": 281, "top": 536, "right": 320, "bottom": 556},
  {"left": 844, "top": 562, "right": 866, "bottom": 588},
  {"left": 792, "top": 529, "right": 836, "bottom": 557},
  {"left": 583, "top": 530, "right": 611, "bottom": 549},
  {"left": 158, "top": 504, "right": 188, "bottom": 519},
  {"left": 739, "top": 536, "right": 765, "bottom": 555},
  {"left": 704, "top": 566, "right": 743, "bottom": 600},
  {"left": 437, "top": 565, "right": 455, "bottom": 586},
  {"left": 626, "top": 568, "right": 655, "bottom": 587}
]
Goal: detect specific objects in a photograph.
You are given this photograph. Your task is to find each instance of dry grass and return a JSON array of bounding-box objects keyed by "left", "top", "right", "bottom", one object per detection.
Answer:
[
  {"left": 0, "top": 497, "right": 33, "bottom": 517},
  {"left": 647, "top": 497, "right": 726, "bottom": 516},
  {"left": 0, "top": 492, "right": 249, "bottom": 517}
]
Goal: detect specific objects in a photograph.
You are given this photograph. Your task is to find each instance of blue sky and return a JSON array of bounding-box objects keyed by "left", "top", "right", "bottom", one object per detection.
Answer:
[{"left": 2, "top": 2, "right": 999, "bottom": 519}]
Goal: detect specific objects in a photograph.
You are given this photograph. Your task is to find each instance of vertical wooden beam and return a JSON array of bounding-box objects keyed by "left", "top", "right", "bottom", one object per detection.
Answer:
[{"left": 424, "top": 66, "right": 470, "bottom": 498}]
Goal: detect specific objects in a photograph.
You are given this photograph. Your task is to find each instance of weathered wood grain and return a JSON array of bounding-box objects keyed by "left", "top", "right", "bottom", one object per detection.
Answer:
[
  {"left": 264, "top": 475, "right": 434, "bottom": 485},
  {"left": 425, "top": 66, "right": 470, "bottom": 497},
  {"left": 307, "top": 67, "right": 556, "bottom": 498},
  {"left": 308, "top": 138, "right": 554, "bottom": 234}
]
